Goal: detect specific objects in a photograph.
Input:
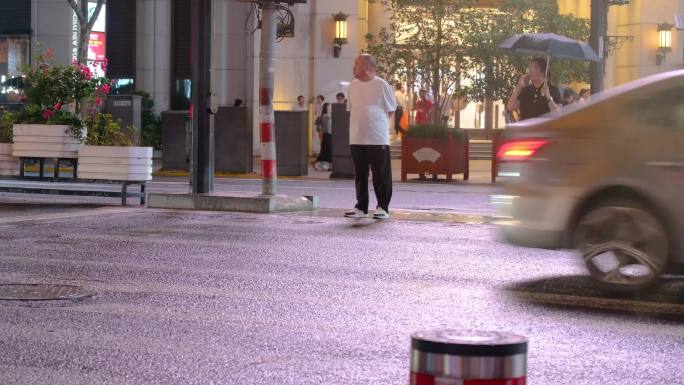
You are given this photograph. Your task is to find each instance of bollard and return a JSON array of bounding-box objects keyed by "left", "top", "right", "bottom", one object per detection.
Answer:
[{"left": 410, "top": 329, "right": 528, "bottom": 385}]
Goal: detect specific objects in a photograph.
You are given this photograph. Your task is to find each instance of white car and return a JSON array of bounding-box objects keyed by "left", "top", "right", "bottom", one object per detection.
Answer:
[{"left": 494, "top": 70, "right": 684, "bottom": 291}]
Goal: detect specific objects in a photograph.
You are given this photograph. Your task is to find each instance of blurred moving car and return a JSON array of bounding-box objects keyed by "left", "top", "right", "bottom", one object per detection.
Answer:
[{"left": 493, "top": 70, "right": 684, "bottom": 291}]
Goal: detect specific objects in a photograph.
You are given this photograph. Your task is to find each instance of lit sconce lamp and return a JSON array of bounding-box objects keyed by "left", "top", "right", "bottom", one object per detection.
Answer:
[
  {"left": 656, "top": 22, "right": 673, "bottom": 65},
  {"left": 333, "top": 12, "right": 349, "bottom": 58}
]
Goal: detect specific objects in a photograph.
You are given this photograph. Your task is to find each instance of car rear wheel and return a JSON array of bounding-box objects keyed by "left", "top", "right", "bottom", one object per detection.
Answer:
[{"left": 574, "top": 199, "right": 669, "bottom": 291}]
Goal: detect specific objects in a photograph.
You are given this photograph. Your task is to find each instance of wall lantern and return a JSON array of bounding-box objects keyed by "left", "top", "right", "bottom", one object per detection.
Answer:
[
  {"left": 656, "top": 22, "right": 673, "bottom": 65},
  {"left": 333, "top": 12, "right": 349, "bottom": 58}
]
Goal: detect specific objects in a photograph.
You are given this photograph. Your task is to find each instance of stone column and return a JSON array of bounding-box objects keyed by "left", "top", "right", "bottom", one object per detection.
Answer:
[
  {"left": 136, "top": 0, "right": 171, "bottom": 114},
  {"left": 32, "top": 0, "right": 73, "bottom": 66}
]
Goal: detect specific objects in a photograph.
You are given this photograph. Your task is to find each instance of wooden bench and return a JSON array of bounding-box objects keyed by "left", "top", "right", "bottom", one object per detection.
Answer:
[{"left": 0, "top": 157, "right": 146, "bottom": 206}]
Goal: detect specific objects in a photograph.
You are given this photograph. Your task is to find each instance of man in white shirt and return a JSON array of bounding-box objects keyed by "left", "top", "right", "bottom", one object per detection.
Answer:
[
  {"left": 344, "top": 54, "right": 398, "bottom": 220},
  {"left": 292, "top": 95, "right": 307, "bottom": 111}
]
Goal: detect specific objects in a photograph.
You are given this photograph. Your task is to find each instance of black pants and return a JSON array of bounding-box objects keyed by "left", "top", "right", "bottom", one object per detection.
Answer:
[
  {"left": 394, "top": 107, "right": 403, "bottom": 134},
  {"left": 350, "top": 145, "right": 392, "bottom": 213},
  {"left": 316, "top": 133, "right": 332, "bottom": 163}
]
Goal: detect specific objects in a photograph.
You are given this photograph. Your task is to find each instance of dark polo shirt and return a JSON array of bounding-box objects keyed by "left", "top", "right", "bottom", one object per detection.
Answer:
[{"left": 518, "top": 83, "right": 561, "bottom": 120}]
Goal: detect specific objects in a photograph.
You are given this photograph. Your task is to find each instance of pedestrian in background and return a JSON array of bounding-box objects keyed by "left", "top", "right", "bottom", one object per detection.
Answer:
[
  {"left": 561, "top": 88, "right": 576, "bottom": 107},
  {"left": 415, "top": 89, "right": 432, "bottom": 125},
  {"left": 393, "top": 83, "right": 406, "bottom": 142},
  {"left": 344, "top": 54, "right": 397, "bottom": 220},
  {"left": 578, "top": 88, "right": 591, "bottom": 104},
  {"left": 312, "top": 95, "right": 324, "bottom": 156},
  {"left": 336, "top": 92, "right": 347, "bottom": 104},
  {"left": 314, "top": 102, "right": 332, "bottom": 171},
  {"left": 292, "top": 95, "right": 307, "bottom": 111},
  {"left": 440, "top": 90, "right": 453, "bottom": 125}
]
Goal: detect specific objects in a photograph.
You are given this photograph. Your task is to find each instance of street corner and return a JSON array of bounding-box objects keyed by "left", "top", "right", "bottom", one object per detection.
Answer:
[{"left": 504, "top": 274, "right": 684, "bottom": 317}]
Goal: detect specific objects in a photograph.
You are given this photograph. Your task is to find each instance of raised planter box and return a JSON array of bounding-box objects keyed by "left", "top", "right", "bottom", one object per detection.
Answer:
[
  {"left": 330, "top": 104, "right": 354, "bottom": 179},
  {"left": 0, "top": 143, "right": 19, "bottom": 176},
  {"left": 401, "top": 133, "right": 470, "bottom": 181},
  {"left": 274, "top": 110, "right": 308, "bottom": 176},
  {"left": 12, "top": 124, "right": 81, "bottom": 158},
  {"left": 78, "top": 145, "right": 153, "bottom": 181}
]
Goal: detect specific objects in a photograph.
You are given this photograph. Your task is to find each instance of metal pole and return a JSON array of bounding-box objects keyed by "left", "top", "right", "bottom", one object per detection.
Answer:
[
  {"left": 590, "top": 0, "right": 607, "bottom": 94},
  {"left": 259, "top": 1, "right": 278, "bottom": 196},
  {"left": 190, "top": 0, "right": 214, "bottom": 194}
]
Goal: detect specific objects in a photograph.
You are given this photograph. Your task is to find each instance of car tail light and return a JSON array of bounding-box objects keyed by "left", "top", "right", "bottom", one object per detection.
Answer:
[{"left": 496, "top": 139, "right": 550, "bottom": 162}]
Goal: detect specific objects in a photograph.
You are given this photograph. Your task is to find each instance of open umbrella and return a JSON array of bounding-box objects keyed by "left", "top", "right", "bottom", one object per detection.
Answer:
[{"left": 499, "top": 33, "right": 600, "bottom": 80}]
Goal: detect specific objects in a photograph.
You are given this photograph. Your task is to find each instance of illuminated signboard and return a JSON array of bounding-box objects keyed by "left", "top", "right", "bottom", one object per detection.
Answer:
[
  {"left": 88, "top": 2, "right": 106, "bottom": 77},
  {"left": 88, "top": 31, "right": 106, "bottom": 62},
  {"left": 88, "top": 2, "right": 106, "bottom": 32},
  {"left": 72, "top": 1, "right": 107, "bottom": 76}
]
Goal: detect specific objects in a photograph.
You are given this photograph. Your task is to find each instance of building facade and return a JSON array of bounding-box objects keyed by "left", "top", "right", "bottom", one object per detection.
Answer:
[
  {"left": 1, "top": 0, "right": 683, "bottom": 153},
  {"left": 558, "top": 0, "right": 684, "bottom": 88}
]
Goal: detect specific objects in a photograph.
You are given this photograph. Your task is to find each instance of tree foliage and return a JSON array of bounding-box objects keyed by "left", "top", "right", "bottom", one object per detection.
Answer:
[{"left": 366, "top": 0, "right": 591, "bottom": 123}]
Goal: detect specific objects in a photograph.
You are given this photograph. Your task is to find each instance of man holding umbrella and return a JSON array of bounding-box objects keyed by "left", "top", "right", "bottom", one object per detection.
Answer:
[
  {"left": 506, "top": 57, "right": 561, "bottom": 121},
  {"left": 499, "top": 33, "right": 600, "bottom": 121}
]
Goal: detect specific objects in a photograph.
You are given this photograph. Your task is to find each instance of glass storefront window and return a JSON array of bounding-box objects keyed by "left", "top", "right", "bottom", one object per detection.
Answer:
[
  {"left": 173, "top": 79, "right": 192, "bottom": 110},
  {"left": 111, "top": 78, "right": 135, "bottom": 95},
  {"left": 0, "top": 35, "right": 30, "bottom": 103}
]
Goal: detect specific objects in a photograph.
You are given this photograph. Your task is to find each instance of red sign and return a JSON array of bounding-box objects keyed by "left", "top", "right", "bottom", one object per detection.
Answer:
[{"left": 87, "top": 31, "right": 106, "bottom": 62}]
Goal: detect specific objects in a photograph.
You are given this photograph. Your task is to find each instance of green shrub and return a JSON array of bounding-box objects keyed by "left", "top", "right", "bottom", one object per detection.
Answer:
[
  {"left": 0, "top": 111, "right": 14, "bottom": 143},
  {"left": 406, "top": 124, "right": 467, "bottom": 140},
  {"left": 131, "top": 91, "right": 161, "bottom": 149},
  {"left": 7, "top": 45, "right": 111, "bottom": 142},
  {"left": 84, "top": 113, "right": 133, "bottom": 147}
]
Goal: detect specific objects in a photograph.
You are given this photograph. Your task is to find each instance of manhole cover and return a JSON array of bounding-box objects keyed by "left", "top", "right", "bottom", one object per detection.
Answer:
[{"left": 0, "top": 284, "right": 96, "bottom": 301}]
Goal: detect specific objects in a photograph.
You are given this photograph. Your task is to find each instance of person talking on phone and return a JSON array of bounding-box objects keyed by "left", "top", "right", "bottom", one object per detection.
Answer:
[{"left": 506, "top": 57, "right": 561, "bottom": 121}]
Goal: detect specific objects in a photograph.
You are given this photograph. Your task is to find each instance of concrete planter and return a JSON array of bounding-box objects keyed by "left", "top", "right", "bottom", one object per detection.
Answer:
[
  {"left": 0, "top": 143, "right": 19, "bottom": 176},
  {"left": 12, "top": 124, "right": 81, "bottom": 158},
  {"left": 330, "top": 104, "right": 354, "bottom": 179},
  {"left": 274, "top": 110, "right": 308, "bottom": 176},
  {"left": 161, "top": 108, "right": 253, "bottom": 173},
  {"left": 401, "top": 133, "right": 470, "bottom": 181},
  {"left": 78, "top": 145, "right": 153, "bottom": 181}
]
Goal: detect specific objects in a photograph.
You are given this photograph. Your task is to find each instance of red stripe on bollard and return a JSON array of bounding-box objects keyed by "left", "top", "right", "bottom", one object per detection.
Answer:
[
  {"left": 411, "top": 372, "right": 526, "bottom": 385},
  {"left": 260, "top": 122, "right": 273, "bottom": 143},
  {"left": 262, "top": 159, "right": 276, "bottom": 179}
]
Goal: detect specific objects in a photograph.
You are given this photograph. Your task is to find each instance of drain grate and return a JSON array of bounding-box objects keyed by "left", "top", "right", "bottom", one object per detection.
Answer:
[{"left": 0, "top": 284, "right": 96, "bottom": 301}]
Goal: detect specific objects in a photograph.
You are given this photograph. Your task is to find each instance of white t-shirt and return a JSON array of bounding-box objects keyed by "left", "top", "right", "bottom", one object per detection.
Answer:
[{"left": 347, "top": 76, "right": 397, "bottom": 145}]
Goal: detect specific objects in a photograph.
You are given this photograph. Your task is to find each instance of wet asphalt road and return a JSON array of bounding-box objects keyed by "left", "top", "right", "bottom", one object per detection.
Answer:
[{"left": 0, "top": 179, "right": 683, "bottom": 384}]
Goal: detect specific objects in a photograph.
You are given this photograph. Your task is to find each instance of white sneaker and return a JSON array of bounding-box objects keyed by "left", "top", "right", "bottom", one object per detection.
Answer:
[
  {"left": 344, "top": 208, "right": 368, "bottom": 218},
  {"left": 373, "top": 208, "right": 390, "bottom": 220}
]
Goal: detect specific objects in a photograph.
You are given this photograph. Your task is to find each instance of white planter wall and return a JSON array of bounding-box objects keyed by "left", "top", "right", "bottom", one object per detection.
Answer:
[
  {"left": 0, "top": 143, "right": 19, "bottom": 176},
  {"left": 78, "top": 145, "right": 153, "bottom": 181},
  {"left": 12, "top": 124, "right": 81, "bottom": 158}
]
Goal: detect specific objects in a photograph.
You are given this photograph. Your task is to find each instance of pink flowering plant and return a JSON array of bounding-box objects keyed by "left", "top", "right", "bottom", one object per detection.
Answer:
[{"left": 7, "top": 46, "right": 111, "bottom": 141}]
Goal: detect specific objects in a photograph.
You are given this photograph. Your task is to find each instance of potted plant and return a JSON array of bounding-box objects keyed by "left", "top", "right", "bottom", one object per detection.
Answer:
[
  {"left": 10, "top": 47, "right": 110, "bottom": 159},
  {"left": 401, "top": 124, "right": 470, "bottom": 181},
  {"left": 77, "top": 113, "right": 153, "bottom": 181},
  {"left": 0, "top": 111, "right": 18, "bottom": 176}
]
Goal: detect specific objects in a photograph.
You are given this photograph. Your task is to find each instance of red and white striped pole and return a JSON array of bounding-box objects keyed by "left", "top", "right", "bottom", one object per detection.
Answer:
[{"left": 259, "top": 1, "right": 278, "bottom": 196}]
